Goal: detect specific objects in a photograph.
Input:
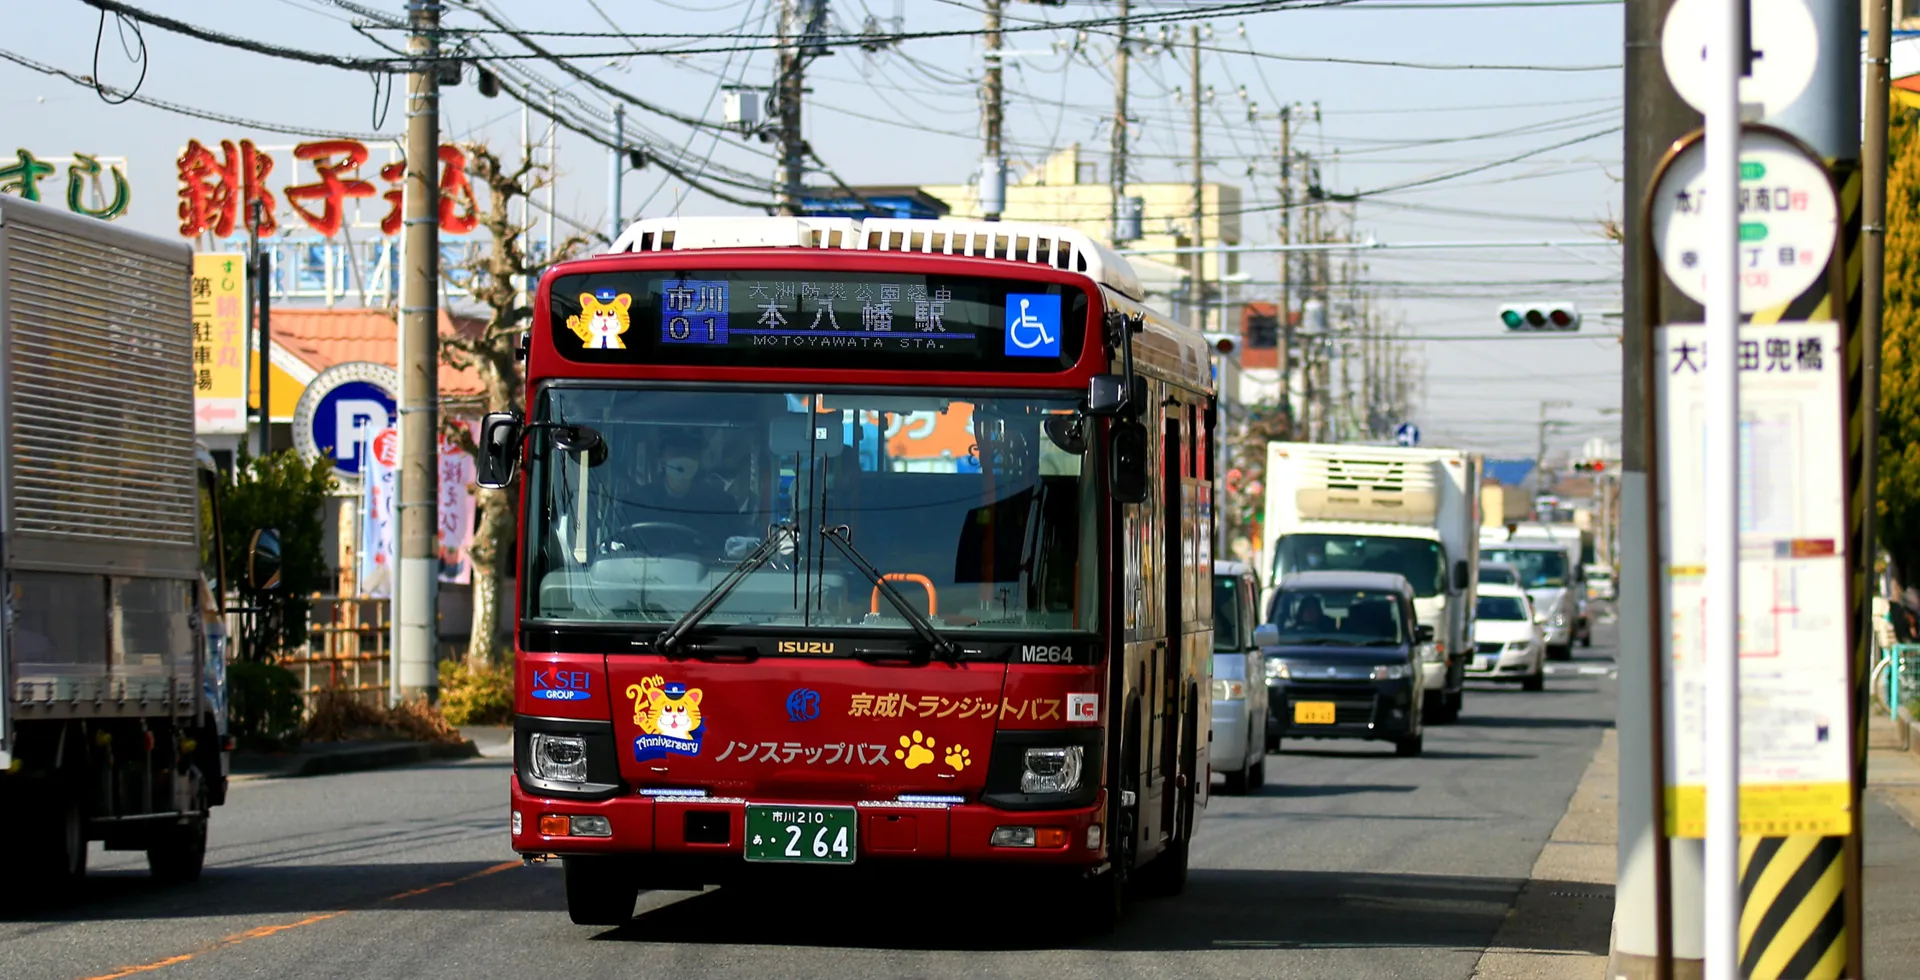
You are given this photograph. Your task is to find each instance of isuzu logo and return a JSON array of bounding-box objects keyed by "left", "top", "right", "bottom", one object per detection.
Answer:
[{"left": 776, "top": 640, "right": 835, "bottom": 655}]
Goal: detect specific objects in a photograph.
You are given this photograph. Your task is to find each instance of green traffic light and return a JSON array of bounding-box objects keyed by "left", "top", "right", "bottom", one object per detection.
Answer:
[{"left": 1501, "top": 310, "right": 1524, "bottom": 329}]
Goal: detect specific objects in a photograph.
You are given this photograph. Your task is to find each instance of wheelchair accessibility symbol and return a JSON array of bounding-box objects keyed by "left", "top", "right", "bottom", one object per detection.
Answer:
[{"left": 1004, "top": 293, "right": 1062, "bottom": 358}]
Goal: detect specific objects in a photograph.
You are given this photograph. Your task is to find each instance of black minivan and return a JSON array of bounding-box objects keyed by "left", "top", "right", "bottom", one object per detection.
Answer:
[{"left": 1257, "top": 571, "right": 1429, "bottom": 757}]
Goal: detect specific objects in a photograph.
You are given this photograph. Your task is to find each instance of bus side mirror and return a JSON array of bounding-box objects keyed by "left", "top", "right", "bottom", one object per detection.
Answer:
[
  {"left": 248, "top": 528, "right": 282, "bottom": 592},
  {"left": 1087, "top": 375, "right": 1130, "bottom": 417},
  {"left": 1109, "top": 421, "right": 1149, "bottom": 504},
  {"left": 1252, "top": 623, "right": 1280, "bottom": 649},
  {"left": 1452, "top": 559, "right": 1469, "bottom": 592},
  {"left": 476, "top": 412, "right": 523, "bottom": 490}
]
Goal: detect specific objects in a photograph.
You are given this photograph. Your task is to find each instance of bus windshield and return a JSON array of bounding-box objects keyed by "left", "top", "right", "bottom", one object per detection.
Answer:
[
  {"left": 524, "top": 387, "right": 1097, "bottom": 633},
  {"left": 1273, "top": 534, "right": 1447, "bottom": 598}
]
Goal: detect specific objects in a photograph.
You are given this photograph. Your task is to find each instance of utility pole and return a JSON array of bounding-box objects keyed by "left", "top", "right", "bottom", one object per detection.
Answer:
[
  {"left": 1188, "top": 24, "right": 1205, "bottom": 332},
  {"left": 981, "top": 0, "right": 1005, "bottom": 222},
  {"left": 1533, "top": 400, "right": 1570, "bottom": 517},
  {"left": 395, "top": 0, "right": 442, "bottom": 702},
  {"left": 775, "top": 1, "right": 821, "bottom": 216},
  {"left": 250, "top": 198, "right": 271, "bottom": 458},
  {"left": 1277, "top": 107, "right": 1294, "bottom": 422},
  {"left": 1109, "top": 0, "right": 1130, "bottom": 243},
  {"left": 1617, "top": 0, "right": 1701, "bottom": 965},
  {"left": 609, "top": 102, "right": 625, "bottom": 242}
]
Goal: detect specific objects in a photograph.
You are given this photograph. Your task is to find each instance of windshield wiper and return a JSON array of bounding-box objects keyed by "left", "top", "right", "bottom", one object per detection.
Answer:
[
  {"left": 819, "top": 524, "right": 959, "bottom": 662},
  {"left": 654, "top": 526, "right": 793, "bottom": 657}
]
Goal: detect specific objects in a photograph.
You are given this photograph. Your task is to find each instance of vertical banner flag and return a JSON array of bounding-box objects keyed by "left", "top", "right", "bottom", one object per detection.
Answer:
[
  {"left": 360, "top": 427, "right": 400, "bottom": 599},
  {"left": 191, "top": 253, "right": 248, "bottom": 434},
  {"left": 438, "top": 423, "right": 476, "bottom": 584}
]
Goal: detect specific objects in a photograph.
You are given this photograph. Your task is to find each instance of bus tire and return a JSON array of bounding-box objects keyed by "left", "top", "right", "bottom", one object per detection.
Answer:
[
  {"left": 1249, "top": 753, "right": 1267, "bottom": 789},
  {"left": 1135, "top": 835, "right": 1190, "bottom": 897},
  {"left": 563, "top": 857, "right": 638, "bottom": 926}
]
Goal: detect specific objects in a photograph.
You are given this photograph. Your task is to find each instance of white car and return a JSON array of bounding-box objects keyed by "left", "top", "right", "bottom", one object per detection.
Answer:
[
  {"left": 1468, "top": 583, "right": 1545, "bottom": 691},
  {"left": 1211, "top": 561, "right": 1270, "bottom": 793}
]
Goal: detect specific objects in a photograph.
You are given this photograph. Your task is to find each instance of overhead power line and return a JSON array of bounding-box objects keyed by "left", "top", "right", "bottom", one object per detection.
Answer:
[
  {"left": 76, "top": 0, "right": 401, "bottom": 72},
  {"left": 0, "top": 46, "right": 388, "bottom": 140}
]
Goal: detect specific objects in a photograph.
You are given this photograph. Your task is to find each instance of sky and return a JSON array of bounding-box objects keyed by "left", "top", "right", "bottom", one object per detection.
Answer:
[{"left": 3, "top": 0, "right": 1626, "bottom": 459}]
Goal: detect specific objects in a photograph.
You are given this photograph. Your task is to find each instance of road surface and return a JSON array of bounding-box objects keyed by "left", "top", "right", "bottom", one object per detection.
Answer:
[{"left": 5, "top": 627, "right": 1618, "bottom": 980}]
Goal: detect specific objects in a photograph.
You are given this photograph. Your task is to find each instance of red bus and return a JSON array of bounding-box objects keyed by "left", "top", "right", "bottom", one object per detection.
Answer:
[{"left": 480, "top": 216, "right": 1216, "bottom": 931}]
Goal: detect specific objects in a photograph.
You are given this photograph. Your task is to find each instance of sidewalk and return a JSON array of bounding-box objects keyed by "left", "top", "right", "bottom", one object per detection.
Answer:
[
  {"left": 1472, "top": 729, "right": 1617, "bottom": 980},
  {"left": 1862, "top": 711, "right": 1920, "bottom": 972}
]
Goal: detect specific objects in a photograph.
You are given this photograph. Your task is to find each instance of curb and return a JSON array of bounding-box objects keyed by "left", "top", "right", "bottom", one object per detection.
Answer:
[{"left": 233, "top": 739, "right": 480, "bottom": 781}]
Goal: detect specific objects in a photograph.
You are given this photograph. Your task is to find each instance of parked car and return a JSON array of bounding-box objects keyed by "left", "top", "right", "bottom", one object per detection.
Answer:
[
  {"left": 1212, "top": 561, "right": 1270, "bottom": 794},
  {"left": 1257, "top": 571, "right": 1429, "bottom": 757},
  {"left": 1469, "top": 583, "right": 1546, "bottom": 691},
  {"left": 1479, "top": 561, "right": 1522, "bottom": 588}
]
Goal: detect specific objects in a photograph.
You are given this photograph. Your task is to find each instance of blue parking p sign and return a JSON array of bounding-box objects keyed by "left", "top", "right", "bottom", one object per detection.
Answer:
[{"left": 1004, "top": 293, "right": 1062, "bottom": 358}]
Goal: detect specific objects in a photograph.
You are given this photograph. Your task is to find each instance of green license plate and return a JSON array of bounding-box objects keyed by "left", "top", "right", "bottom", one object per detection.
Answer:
[{"left": 744, "top": 804, "right": 857, "bottom": 864}]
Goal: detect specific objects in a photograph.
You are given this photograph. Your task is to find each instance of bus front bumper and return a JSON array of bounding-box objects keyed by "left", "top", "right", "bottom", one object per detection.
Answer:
[{"left": 509, "top": 778, "right": 1108, "bottom": 868}]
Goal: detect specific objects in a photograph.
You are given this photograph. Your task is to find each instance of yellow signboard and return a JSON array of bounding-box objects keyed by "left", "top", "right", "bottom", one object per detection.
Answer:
[{"left": 192, "top": 253, "right": 248, "bottom": 434}]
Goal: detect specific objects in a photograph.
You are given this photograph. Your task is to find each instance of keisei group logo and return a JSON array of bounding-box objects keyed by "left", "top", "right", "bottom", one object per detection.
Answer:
[
  {"left": 786, "top": 688, "right": 821, "bottom": 722},
  {"left": 530, "top": 666, "right": 593, "bottom": 702}
]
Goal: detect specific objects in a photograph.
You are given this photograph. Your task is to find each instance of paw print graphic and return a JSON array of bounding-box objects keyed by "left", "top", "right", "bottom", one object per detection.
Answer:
[
  {"left": 895, "top": 730, "right": 936, "bottom": 770},
  {"left": 944, "top": 745, "right": 971, "bottom": 772}
]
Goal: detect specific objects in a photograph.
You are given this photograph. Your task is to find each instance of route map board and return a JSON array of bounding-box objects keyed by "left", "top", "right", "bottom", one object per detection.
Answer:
[{"left": 1655, "top": 321, "right": 1851, "bottom": 837}]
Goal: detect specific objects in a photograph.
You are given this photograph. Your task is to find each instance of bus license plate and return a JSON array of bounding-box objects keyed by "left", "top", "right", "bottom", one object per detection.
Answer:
[
  {"left": 1293, "top": 701, "right": 1336, "bottom": 725},
  {"left": 745, "top": 805, "right": 857, "bottom": 864}
]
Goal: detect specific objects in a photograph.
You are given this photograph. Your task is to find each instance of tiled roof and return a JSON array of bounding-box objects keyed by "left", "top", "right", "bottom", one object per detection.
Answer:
[{"left": 269, "top": 308, "right": 489, "bottom": 397}]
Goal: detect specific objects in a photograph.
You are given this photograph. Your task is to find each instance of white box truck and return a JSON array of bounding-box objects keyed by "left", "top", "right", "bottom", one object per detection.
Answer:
[
  {"left": 0, "top": 195, "right": 272, "bottom": 895},
  {"left": 1263, "top": 443, "right": 1482, "bottom": 722}
]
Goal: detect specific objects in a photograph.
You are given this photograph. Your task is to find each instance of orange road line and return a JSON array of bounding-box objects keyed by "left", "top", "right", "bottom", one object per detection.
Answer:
[{"left": 79, "top": 860, "right": 521, "bottom": 980}]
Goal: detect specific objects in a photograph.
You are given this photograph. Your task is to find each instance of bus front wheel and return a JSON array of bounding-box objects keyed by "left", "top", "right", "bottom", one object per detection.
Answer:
[{"left": 563, "top": 857, "right": 638, "bottom": 926}]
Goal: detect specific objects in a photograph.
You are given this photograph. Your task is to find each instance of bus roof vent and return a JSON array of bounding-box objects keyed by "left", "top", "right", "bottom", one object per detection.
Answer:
[
  {"left": 853, "top": 219, "right": 1142, "bottom": 301},
  {"left": 608, "top": 216, "right": 1143, "bottom": 301},
  {"left": 611, "top": 216, "right": 862, "bottom": 254},
  {"left": 1294, "top": 449, "right": 1441, "bottom": 525}
]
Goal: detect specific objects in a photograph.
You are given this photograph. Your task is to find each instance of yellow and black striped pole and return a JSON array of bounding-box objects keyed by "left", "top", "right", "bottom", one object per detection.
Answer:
[{"left": 1735, "top": 161, "right": 1866, "bottom": 980}]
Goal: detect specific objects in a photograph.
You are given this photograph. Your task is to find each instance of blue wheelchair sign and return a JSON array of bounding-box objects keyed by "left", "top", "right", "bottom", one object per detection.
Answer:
[
  {"left": 1394, "top": 422, "right": 1421, "bottom": 447},
  {"left": 1004, "top": 293, "right": 1062, "bottom": 358}
]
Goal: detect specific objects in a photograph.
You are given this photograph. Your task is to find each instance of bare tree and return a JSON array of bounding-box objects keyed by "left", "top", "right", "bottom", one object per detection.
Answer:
[{"left": 442, "top": 143, "right": 588, "bottom": 667}]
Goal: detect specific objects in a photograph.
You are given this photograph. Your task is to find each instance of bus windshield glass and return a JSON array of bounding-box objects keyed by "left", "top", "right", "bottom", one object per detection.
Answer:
[
  {"left": 1480, "top": 548, "right": 1569, "bottom": 588},
  {"left": 524, "top": 387, "right": 1097, "bottom": 633},
  {"left": 1273, "top": 534, "right": 1447, "bottom": 598}
]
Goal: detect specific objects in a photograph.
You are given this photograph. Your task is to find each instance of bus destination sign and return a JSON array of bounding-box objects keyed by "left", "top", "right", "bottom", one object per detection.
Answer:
[{"left": 547, "top": 270, "right": 1088, "bottom": 373}]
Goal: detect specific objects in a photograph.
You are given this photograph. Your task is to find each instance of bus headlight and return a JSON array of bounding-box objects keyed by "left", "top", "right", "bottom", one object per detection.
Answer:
[
  {"left": 529, "top": 734, "right": 589, "bottom": 784},
  {"left": 1021, "top": 746, "right": 1084, "bottom": 794},
  {"left": 1211, "top": 679, "right": 1247, "bottom": 701},
  {"left": 1265, "top": 659, "right": 1290, "bottom": 682}
]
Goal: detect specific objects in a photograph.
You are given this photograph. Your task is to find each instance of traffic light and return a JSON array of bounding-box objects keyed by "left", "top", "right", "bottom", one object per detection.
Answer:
[
  {"left": 1572, "top": 459, "right": 1608, "bottom": 473},
  {"left": 1498, "top": 302, "right": 1581, "bottom": 332}
]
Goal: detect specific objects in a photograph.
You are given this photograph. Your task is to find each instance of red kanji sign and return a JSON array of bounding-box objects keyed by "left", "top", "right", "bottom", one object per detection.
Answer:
[
  {"left": 285, "top": 140, "right": 376, "bottom": 238},
  {"left": 176, "top": 139, "right": 278, "bottom": 239},
  {"left": 178, "top": 138, "right": 479, "bottom": 240}
]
